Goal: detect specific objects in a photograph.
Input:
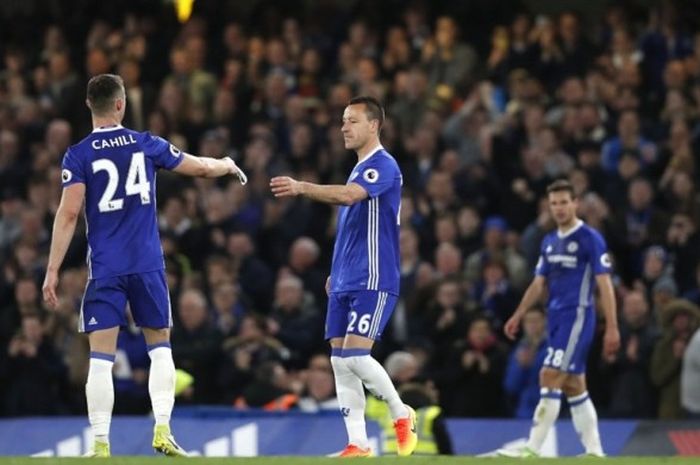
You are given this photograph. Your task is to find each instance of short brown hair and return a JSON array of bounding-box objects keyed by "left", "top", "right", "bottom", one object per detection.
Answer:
[
  {"left": 348, "top": 95, "right": 385, "bottom": 130},
  {"left": 547, "top": 179, "right": 576, "bottom": 199},
  {"left": 86, "top": 74, "right": 124, "bottom": 115}
]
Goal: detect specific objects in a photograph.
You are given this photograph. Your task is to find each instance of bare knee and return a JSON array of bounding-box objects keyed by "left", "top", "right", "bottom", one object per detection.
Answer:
[
  {"left": 562, "top": 375, "right": 586, "bottom": 397},
  {"left": 142, "top": 327, "right": 170, "bottom": 346},
  {"left": 329, "top": 337, "right": 344, "bottom": 350},
  {"left": 342, "top": 333, "right": 374, "bottom": 351},
  {"left": 539, "top": 367, "right": 567, "bottom": 389},
  {"left": 88, "top": 327, "right": 120, "bottom": 354}
]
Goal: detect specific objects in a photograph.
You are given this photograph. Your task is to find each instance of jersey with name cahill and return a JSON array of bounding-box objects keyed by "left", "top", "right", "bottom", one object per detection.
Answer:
[
  {"left": 330, "top": 147, "right": 402, "bottom": 295},
  {"left": 535, "top": 220, "right": 612, "bottom": 313},
  {"left": 61, "top": 125, "right": 183, "bottom": 279}
]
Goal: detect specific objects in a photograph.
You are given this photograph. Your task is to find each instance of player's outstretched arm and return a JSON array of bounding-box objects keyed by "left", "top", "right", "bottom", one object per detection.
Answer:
[
  {"left": 596, "top": 273, "right": 620, "bottom": 357},
  {"left": 270, "top": 176, "right": 367, "bottom": 206},
  {"left": 43, "top": 183, "right": 86, "bottom": 309},
  {"left": 504, "top": 275, "right": 546, "bottom": 340},
  {"left": 173, "top": 153, "right": 247, "bottom": 182}
]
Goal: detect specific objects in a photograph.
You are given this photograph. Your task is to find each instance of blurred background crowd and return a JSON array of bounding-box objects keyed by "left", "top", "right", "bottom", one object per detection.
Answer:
[{"left": 2, "top": 0, "right": 700, "bottom": 422}]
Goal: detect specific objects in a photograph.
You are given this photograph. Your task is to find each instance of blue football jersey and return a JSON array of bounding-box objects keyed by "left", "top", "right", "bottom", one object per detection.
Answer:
[
  {"left": 329, "top": 147, "right": 402, "bottom": 295},
  {"left": 535, "top": 220, "right": 612, "bottom": 313},
  {"left": 61, "top": 125, "right": 184, "bottom": 279}
]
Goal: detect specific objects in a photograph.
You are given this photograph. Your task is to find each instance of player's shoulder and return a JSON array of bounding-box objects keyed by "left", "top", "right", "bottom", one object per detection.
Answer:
[
  {"left": 128, "top": 128, "right": 155, "bottom": 143},
  {"left": 66, "top": 133, "right": 94, "bottom": 159},
  {"left": 579, "top": 222, "right": 605, "bottom": 242},
  {"left": 373, "top": 148, "right": 401, "bottom": 174},
  {"left": 574, "top": 223, "right": 607, "bottom": 252},
  {"left": 377, "top": 147, "right": 398, "bottom": 164},
  {"left": 542, "top": 229, "right": 558, "bottom": 243}
]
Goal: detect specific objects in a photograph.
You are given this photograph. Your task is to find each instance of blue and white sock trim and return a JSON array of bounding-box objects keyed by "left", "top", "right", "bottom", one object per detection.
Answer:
[
  {"left": 330, "top": 347, "right": 343, "bottom": 357},
  {"left": 90, "top": 351, "right": 116, "bottom": 363},
  {"left": 147, "top": 341, "right": 172, "bottom": 352},
  {"left": 567, "top": 391, "right": 590, "bottom": 407},
  {"left": 540, "top": 387, "right": 562, "bottom": 400},
  {"left": 340, "top": 348, "right": 371, "bottom": 358}
]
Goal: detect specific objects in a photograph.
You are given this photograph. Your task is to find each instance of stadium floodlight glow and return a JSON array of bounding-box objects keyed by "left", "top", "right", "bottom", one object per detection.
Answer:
[{"left": 167, "top": 0, "right": 196, "bottom": 23}]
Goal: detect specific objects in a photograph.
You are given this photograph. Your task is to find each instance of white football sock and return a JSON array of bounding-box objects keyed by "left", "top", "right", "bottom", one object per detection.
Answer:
[
  {"left": 86, "top": 353, "right": 115, "bottom": 443},
  {"left": 569, "top": 392, "right": 604, "bottom": 456},
  {"left": 526, "top": 388, "right": 562, "bottom": 452},
  {"left": 343, "top": 350, "right": 408, "bottom": 420},
  {"left": 148, "top": 344, "right": 175, "bottom": 427},
  {"left": 331, "top": 352, "right": 369, "bottom": 448}
]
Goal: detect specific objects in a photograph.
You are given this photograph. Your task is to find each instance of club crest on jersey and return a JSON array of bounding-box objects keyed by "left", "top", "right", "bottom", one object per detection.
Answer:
[
  {"left": 62, "top": 169, "right": 72, "bottom": 183},
  {"left": 169, "top": 144, "right": 181, "bottom": 157},
  {"left": 363, "top": 168, "right": 379, "bottom": 183},
  {"left": 546, "top": 245, "right": 553, "bottom": 253},
  {"left": 567, "top": 242, "right": 578, "bottom": 253}
]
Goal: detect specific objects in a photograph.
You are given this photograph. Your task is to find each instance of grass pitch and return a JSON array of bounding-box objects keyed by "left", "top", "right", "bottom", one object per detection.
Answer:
[{"left": 1, "top": 457, "right": 699, "bottom": 465}]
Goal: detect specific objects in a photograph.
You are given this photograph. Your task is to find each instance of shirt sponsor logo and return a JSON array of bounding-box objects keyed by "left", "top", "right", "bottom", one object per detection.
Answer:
[{"left": 547, "top": 254, "right": 577, "bottom": 268}]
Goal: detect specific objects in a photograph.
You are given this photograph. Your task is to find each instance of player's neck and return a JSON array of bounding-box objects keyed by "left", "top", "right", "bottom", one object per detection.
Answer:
[
  {"left": 92, "top": 115, "right": 122, "bottom": 130},
  {"left": 557, "top": 217, "right": 582, "bottom": 235},
  {"left": 355, "top": 138, "right": 382, "bottom": 162}
]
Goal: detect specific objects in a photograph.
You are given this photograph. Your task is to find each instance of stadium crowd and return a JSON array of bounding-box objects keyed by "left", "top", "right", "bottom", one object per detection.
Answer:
[{"left": 1, "top": 0, "right": 700, "bottom": 421}]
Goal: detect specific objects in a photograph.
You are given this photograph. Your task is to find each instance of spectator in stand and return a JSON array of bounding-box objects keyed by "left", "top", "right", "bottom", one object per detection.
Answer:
[
  {"left": 219, "top": 314, "right": 288, "bottom": 404},
  {"left": 473, "top": 259, "right": 519, "bottom": 330},
  {"left": 437, "top": 316, "right": 507, "bottom": 417},
  {"left": 465, "top": 216, "right": 528, "bottom": 290},
  {"left": 422, "top": 17, "right": 478, "bottom": 101},
  {"left": 297, "top": 354, "right": 338, "bottom": 412},
  {"left": 681, "top": 327, "right": 700, "bottom": 418},
  {"left": 286, "top": 237, "right": 326, "bottom": 307},
  {"left": 268, "top": 274, "right": 322, "bottom": 367},
  {"left": 602, "top": 291, "right": 660, "bottom": 418},
  {"left": 602, "top": 111, "right": 657, "bottom": 174},
  {"left": 1, "top": 313, "right": 69, "bottom": 415},
  {"left": 211, "top": 281, "right": 246, "bottom": 337},
  {"left": 171, "top": 289, "right": 222, "bottom": 404},
  {"left": 650, "top": 299, "right": 700, "bottom": 419},
  {"left": 503, "top": 307, "right": 547, "bottom": 418}
]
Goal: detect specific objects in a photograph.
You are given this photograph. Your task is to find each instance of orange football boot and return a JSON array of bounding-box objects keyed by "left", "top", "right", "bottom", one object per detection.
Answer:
[
  {"left": 339, "top": 444, "right": 372, "bottom": 457},
  {"left": 394, "top": 405, "right": 418, "bottom": 456}
]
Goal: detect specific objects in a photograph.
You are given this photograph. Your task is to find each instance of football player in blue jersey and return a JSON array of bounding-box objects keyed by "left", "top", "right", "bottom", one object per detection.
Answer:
[
  {"left": 270, "top": 96, "right": 417, "bottom": 457},
  {"left": 499, "top": 180, "right": 620, "bottom": 457},
  {"left": 42, "top": 74, "right": 247, "bottom": 457}
]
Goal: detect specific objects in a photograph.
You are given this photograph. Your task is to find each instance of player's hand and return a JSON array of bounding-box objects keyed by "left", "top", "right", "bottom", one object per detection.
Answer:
[
  {"left": 270, "top": 176, "right": 303, "bottom": 197},
  {"left": 603, "top": 327, "right": 621, "bottom": 358},
  {"left": 226, "top": 157, "right": 248, "bottom": 185},
  {"left": 503, "top": 314, "right": 522, "bottom": 340},
  {"left": 42, "top": 269, "right": 59, "bottom": 310}
]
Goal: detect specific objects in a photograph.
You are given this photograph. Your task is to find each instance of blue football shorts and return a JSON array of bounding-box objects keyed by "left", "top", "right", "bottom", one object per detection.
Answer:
[
  {"left": 325, "top": 290, "right": 398, "bottom": 340},
  {"left": 79, "top": 269, "right": 172, "bottom": 333},
  {"left": 544, "top": 306, "right": 596, "bottom": 374}
]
